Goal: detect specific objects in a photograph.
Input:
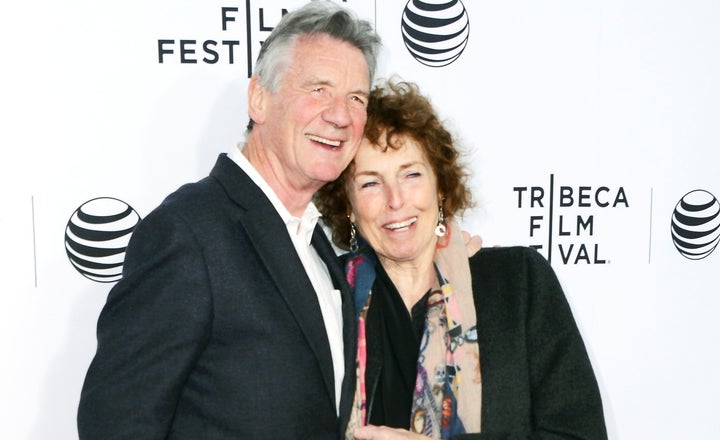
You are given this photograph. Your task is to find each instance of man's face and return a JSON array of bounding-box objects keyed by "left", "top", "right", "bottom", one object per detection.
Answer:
[{"left": 256, "top": 34, "right": 370, "bottom": 192}]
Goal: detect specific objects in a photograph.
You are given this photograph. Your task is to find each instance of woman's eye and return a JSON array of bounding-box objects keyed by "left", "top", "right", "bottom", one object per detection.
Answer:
[
  {"left": 357, "top": 179, "right": 380, "bottom": 189},
  {"left": 406, "top": 171, "right": 422, "bottom": 178}
]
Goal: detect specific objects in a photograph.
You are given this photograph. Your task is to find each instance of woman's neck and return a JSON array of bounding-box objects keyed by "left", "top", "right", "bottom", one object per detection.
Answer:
[{"left": 379, "top": 253, "right": 436, "bottom": 312}]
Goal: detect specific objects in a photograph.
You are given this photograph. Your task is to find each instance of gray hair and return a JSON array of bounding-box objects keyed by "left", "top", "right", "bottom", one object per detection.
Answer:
[{"left": 248, "top": 0, "right": 381, "bottom": 129}]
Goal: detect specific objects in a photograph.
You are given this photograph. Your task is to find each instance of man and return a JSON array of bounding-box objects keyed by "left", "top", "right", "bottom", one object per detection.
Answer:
[{"left": 77, "top": 2, "right": 380, "bottom": 438}]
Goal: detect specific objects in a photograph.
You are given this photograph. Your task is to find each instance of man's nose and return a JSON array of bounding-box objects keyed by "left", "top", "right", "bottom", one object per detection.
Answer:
[{"left": 322, "top": 97, "right": 352, "bottom": 128}]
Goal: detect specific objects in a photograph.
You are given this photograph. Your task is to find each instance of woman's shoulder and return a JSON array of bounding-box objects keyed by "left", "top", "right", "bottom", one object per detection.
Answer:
[
  {"left": 469, "top": 245, "right": 549, "bottom": 272},
  {"left": 468, "top": 245, "right": 560, "bottom": 293}
]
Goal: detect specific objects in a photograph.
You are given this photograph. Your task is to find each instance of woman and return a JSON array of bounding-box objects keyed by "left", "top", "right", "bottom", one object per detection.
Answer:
[{"left": 316, "top": 80, "right": 607, "bottom": 439}]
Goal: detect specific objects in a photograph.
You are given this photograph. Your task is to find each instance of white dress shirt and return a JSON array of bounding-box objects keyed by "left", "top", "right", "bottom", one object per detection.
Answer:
[{"left": 228, "top": 145, "right": 344, "bottom": 414}]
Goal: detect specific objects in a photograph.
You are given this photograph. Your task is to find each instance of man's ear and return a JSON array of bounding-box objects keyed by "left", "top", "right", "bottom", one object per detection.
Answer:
[{"left": 248, "top": 76, "right": 267, "bottom": 126}]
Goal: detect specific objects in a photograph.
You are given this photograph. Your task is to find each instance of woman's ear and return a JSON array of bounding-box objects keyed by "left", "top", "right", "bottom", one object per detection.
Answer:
[
  {"left": 247, "top": 76, "right": 267, "bottom": 126},
  {"left": 349, "top": 212, "right": 356, "bottom": 223}
]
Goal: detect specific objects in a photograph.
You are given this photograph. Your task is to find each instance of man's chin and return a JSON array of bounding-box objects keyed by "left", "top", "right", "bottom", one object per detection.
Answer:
[{"left": 312, "top": 167, "right": 347, "bottom": 185}]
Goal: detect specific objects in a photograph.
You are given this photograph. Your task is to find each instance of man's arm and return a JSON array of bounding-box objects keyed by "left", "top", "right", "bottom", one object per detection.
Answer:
[{"left": 77, "top": 208, "right": 213, "bottom": 439}]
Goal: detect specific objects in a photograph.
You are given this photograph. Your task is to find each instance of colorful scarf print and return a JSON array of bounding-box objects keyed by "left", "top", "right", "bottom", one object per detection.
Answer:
[{"left": 345, "top": 222, "right": 482, "bottom": 439}]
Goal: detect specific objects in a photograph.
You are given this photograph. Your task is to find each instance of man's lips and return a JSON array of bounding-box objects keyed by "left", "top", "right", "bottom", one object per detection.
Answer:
[
  {"left": 306, "top": 134, "right": 342, "bottom": 148},
  {"left": 383, "top": 217, "right": 418, "bottom": 232}
]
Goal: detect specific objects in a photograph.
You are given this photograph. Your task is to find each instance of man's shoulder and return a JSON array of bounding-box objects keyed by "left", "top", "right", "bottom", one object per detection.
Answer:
[
  {"left": 142, "top": 160, "right": 246, "bottom": 225},
  {"left": 157, "top": 155, "right": 256, "bottom": 212},
  {"left": 151, "top": 176, "right": 222, "bottom": 215}
]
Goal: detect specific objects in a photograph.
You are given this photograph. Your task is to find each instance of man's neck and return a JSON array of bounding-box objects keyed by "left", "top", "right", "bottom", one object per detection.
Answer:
[{"left": 241, "top": 140, "right": 318, "bottom": 217}]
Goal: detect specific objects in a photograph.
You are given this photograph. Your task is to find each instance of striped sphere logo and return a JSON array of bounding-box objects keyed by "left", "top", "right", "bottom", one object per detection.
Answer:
[
  {"left": 401, "top": 0, "right": 470, "bottom": 67},
  {"left": 65, "top": 197, "right": 141, "bottom": 282},
  {"left": 671, "top": 190, "right": 720, "bottom": 260}
]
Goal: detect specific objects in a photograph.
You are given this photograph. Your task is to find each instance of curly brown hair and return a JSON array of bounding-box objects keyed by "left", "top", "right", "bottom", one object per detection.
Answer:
[{"left": 315, "top": 79, "right": 473, "bottom": 250}]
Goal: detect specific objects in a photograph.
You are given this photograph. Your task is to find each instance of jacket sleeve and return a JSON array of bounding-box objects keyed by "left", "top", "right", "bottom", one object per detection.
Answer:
[
  {"left": 458, "top": 247, "right": 607, "bottom": 440},
  {"left": 522, "top": 248, "right": 606, "bottom": 439},
  {"left": 77, "top": 207, "right": 213, "bottom": 439}
]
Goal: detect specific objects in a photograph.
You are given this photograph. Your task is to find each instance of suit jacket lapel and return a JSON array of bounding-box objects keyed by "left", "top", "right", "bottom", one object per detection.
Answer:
[
  {"left": 311, "top": 226, "right": 358, "bottom": 429},
  {"left": 365, "top": 290, "right": 385, "bottom": 423},
  {"left": 210, "top": 155, "right": 336, "bottom": 409},
  {"left": 311, "top": 226, "right": 345, "bottom": 291}
]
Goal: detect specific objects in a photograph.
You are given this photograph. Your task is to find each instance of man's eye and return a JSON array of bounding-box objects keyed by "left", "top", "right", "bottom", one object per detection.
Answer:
[{"left": 350, "top": 95, "right": 366, "bottom": 105}]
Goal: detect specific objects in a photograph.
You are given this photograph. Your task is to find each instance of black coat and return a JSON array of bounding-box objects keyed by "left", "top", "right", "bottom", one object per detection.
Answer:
[
  {"left": 78, "top": 154, "right": 356, "bottom": 439},
  {"left": 362, "top": 246, "right": 607, "bottom": 439}
]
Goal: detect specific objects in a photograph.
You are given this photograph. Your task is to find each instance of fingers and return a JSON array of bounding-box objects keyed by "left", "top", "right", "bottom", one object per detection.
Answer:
[
  {"left": 354, "top": 425, "right": 430, "bottom": 440},
  {"left": 462, "top": 230, "right": 483, "bottom": 257}
]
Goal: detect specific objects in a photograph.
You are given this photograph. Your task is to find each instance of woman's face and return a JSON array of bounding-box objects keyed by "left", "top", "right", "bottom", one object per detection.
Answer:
[{"left": 348, "top": 134, "right": 440, "bottom": 266}]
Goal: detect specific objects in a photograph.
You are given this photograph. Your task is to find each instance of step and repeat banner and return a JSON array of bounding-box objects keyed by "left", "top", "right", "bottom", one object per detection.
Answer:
[{"left": 2, "top": 0, "right": 718, "bottom": 438}]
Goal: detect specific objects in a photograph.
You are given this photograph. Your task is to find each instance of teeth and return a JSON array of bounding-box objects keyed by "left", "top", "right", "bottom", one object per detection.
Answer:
[
  {"left": 307, "top": 134, "right": 341, "bottom": 147},
  {"left": 385, "top": 217, "right": 417, "bottom": 231}
]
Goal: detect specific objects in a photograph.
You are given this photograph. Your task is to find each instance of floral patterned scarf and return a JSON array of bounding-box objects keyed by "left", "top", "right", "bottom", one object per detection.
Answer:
[{"left": 345, "top": 222, "right": 482, "bottom": 439}]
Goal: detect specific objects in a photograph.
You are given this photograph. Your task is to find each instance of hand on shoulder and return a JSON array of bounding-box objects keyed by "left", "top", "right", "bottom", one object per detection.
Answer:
[{"left": 462, "top": 230, "right": 483, "bottom": 257}]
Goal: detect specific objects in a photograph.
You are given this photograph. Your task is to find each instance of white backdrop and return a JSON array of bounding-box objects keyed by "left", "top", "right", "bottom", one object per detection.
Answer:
[{"left": 2, "top": 1, "right": 719, "bottom": 438}]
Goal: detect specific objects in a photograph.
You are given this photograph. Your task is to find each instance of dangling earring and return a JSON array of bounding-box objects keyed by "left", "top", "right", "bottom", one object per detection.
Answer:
[
  {"left": 435, "top": 204, "right": 447, "bottom": 237},
  {"left": 350, "top": 222, "right": 359, "bottom": 252}
]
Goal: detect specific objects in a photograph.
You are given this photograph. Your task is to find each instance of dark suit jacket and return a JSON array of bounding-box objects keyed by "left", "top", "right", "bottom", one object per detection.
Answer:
[
  {"left": 362, "top": 247, "right": 607, "bottom": 439},
  {"left": 78, "top": 154, "right": 356, "bottom": 439}
]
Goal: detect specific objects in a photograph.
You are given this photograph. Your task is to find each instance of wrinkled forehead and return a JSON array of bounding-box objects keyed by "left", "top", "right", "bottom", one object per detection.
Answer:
[
  {"left": 352, "top": 134, "right": 430, "bottom": 171},
  {"left": 287, "top": 34, "right": 370, "bottom": 84}
]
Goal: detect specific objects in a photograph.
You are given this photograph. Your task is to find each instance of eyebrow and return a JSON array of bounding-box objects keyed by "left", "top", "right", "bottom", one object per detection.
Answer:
[
  {"left": 302, "top": 77, "right": 369, "bottom": 97},
  {"left": 352, "top": 170, "right": 380, "bottom": 180},
  {"left": 302, "top": 77, "right": 332, "bottom": 88},
  {"left": 353, "top": 161, "right": 425, "bottom": 178}
]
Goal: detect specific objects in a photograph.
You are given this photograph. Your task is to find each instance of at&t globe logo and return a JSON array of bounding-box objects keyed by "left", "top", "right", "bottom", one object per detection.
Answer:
[
  {"left": 65, "top": 197, "right": 141, "bottom": 282},
  {"left": 671, "top": 190, "right": 720, "bottom": 260},
  {"left": 401, "top": 0, "right": 470, "bottom": 67}
]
